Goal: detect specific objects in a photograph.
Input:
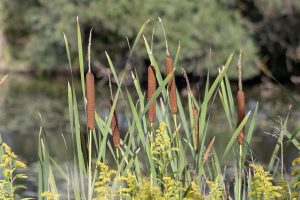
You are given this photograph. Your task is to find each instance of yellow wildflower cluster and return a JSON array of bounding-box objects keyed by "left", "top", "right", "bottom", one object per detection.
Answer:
[
  {"left": 152, "top": 122, "right": 171, "bottom": 155},
  {"left": 206, "top": 175, "right": 223, "bottom": 200},
  {"left": 163, "top": 176, "right": 183, "bottom": 200},
  {"left": 40, "top": 191, "right": 60, "bottom": 200},
  {"left": 291, "top": 147, "right": 300, "bottom": 198},
  {"left": 151, "top": 122, "right": 179, "bottom": 173},
  {"left": 0, "top": 143, "right": 27, "bottom": 199},
  {"left": 93, "top": 162, "right": 116, "bottom": 200},
  {"left": 117, "top": 171, "right": 139, "bottom": 198},
  {"left": 184, "top": 181, "right": 203, "bottom": 200},
  {"left": 117, "top": 171, "right": 165, "bottom": 199},
  {"left": 249, "top": 164, "right": 282, "bottom": 199},
  {"left": 292, "top": 149, "right": 300, "bottom": 187},
  {"left": 134, "top": 180, "right": 163, "bottom": 200}
]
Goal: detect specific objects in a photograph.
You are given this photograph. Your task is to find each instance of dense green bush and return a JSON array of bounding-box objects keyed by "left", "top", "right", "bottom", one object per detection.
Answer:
[{"left": 0, "top": 0, "right": 259, "bottom": 78}]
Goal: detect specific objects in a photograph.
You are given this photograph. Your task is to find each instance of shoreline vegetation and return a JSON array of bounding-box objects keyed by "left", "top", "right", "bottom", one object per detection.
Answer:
[
  {"left": 2, "top": 1, "right": 300, "bottom": 81},
  {"left": 0, "top": 19, "right": 299, "bottom": 199}
]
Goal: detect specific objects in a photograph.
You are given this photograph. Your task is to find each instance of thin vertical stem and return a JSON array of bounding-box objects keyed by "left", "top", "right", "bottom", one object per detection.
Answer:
[
  {"left": 238, "top": 144, "right": 243, "bottom": 200},
  {"left": 88, "top": 129, "right": 92, "bottom": 200},
  {"left": 88, "top": 29, "right": 92, "bottom": 72},
  {"left": 173, "top": 114, "right": 179, "bottom": 150},
  {"left": 238, "top": 50, "right": 242, "bottom": 91},
  {"left": 158, "top": 17, "right": 169, "bottom": 56}
]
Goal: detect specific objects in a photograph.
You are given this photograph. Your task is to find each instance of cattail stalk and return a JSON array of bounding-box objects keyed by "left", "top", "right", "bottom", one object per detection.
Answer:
[
  {"left": 166, "top": 55, "right": 178, "bottom": 114},
  {"left": 237, "top": 50, "right": 245, "bottom": 145},
  {"left": 110, "top": 100, "right": 120, "bottom": 149},
  {"left": 86, "top": 71, "right": 95, "bottom": 130},
  {"left": 86, "top": 29, "right": 95, "bottom": 130},
  {"left": 86, "top": 29, "right": 93, "bottom": 200},
  {"left": 160, "top": 17, "right": 179, "bottom": 150},
  {"left": 148, "top": 65, "right": 156, "bottom": 123}
]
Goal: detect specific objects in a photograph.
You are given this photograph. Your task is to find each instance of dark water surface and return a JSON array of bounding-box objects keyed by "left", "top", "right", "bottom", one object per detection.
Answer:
[{"left": 0, "top": 74, "right": 299, "bottom": 197}]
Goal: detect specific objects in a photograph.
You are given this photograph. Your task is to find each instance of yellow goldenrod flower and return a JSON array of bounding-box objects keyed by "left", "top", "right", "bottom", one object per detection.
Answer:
[
  {"left": 163, "top": 176, "right": 182, "bottom": 200},
  {"left": 41, "top": 191, "right": 60, "bottom": 200},
  {"left": 184, "top": 181, "right": 203, "bottom": 200},
  {"left": 93, "top": 162, "right": 116, "bottom": 200},
  {"left": 206, "top": 175, "right": 223, "bottom": 200},
  {"left": 0, "top": 143, "right": 28, "bottom": 199},
  {"left": 249, "top": 164, "right": 282, "bottom": 199}
]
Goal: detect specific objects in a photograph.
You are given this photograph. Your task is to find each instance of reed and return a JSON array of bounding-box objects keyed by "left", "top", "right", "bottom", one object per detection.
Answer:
[
  {"left": 237, "top": 51, "right": 245, "bottom": 145},
  {"left": 33, "top": 21, "right": 296, "bottom": 200},
  {"left": 147, "top": 65, "right": 156, "bottom": 123},
  {"left": 192, "top": 104, "right": 199, "bottom": 150},
  {"left": 86, "top": 71, "right": 95, "bottom": 130},
  {"left": 86, "top": 29, "right": 95, "bottom": 131},
  {"left": 110, "top": 100, "right": 120, "bottom": 149},
  {"left": 166, "top": 54, "right": 178, "bottom": 114}
]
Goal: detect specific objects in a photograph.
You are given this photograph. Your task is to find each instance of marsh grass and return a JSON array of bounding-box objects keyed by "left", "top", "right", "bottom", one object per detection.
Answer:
[
  {"left": 0, "top": 19, "right": 299, "bottom": 199},
  {"left": 36, "top": 18, "right": 300, "bottom": 200}
]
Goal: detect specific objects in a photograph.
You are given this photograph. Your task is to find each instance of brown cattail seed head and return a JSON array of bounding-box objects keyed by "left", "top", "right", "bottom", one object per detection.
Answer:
[
  {"left": 166, "top": 55, "right": 178, "bottom": 114},
  {"left": 147, "top": 65, "right": 156, "bottom": 123},
  {"left": 110, "top": 100, "right": 120, "bottom": 148},
  {"left": 192, "top": 104, "right": 199, "bottom": 150},
  {"left": 237, "top": 90, "right": 245, "bottom": 145},
  {"left": 86, "top": 71, "right": 95, "bottom": 129}
]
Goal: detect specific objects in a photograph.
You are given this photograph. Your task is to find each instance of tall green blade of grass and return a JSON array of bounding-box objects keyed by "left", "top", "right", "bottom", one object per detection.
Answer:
[
  {"left": 132, "top": 71, "right": 147, "bottom": 133},
  {"left": 243, "top": 102, "right": 259, "bottom": 161},
  {"left": 196, "top": 53, "right": 234, "bottom": 172},
  {"left": 0, "top": 134, "right": 3, "bottom": 158},
  {"left": 219, "top": 76, "right": 233, "bottom": 129},
  {"left": 224, "top": 74, "right": 236, "bottom": 126},
  {"left": 76, "top": 17, "right": 86, "bottom": 103},
  {"left": 127, "top": 89, "right": 157, "bottom": 184},
  {"left": 222, "top": 111, "right": 251, "bottom": 160},
  {"left": 38, "top": 126, "right": 50, "bottom": 200}
]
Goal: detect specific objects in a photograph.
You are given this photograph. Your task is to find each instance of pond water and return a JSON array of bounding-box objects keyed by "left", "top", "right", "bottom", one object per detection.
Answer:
[{"left": 0, "top": 74, "right": 299, "bottom": 197}]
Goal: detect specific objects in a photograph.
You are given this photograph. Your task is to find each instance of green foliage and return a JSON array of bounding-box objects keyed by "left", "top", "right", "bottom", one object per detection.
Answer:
[
  {"left": 206, "top": 175, "right": 223, "bottom": 200},
  {"left": 0, "top": 0, "right": 259, "bottom": 78},
  {"left": 0, "top": 143, "right": 28, "bottom": 199},
  {"left": 1, "top": 20, "right": 300, "bottom": 199},
  {"left": 249, "top": 164, "right": 282, "bottom": 200},
  {"left": 291, "top": 147, "right": 300, "bottom": 194}
]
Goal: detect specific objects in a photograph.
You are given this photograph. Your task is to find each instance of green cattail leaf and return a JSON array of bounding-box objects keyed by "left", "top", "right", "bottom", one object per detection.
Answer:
[
  {"left": 222, "top": 111, "right": 251, "bottom": 160},
  {"left": 127, "top": 89, "right": 157, "bottom": 185},
  {"left": 76, "top": 17, "right": 86, "bottom": 104}
]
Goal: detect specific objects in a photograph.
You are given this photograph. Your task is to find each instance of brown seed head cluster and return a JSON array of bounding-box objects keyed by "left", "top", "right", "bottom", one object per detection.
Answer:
[
  {"left": 192, "top": 104, "right": 199, "bottom": 150},
  {"left": 86, "top": 71, "right": 95, "bottom": 130},
  {"left": 166, "top": 55, "right": 178, "bottom": 114},
  {"left": 237, "top": 90, "right": 245, "bottom": 145},
  {"left": 147, "top": 65, "right": 156, "bottom": 123},
  {"left": 110, "top": 100, "right": 120, "bottom": 148}
]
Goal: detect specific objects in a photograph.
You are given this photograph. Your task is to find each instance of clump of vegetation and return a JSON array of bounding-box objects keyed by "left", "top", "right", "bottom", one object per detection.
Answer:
[
  {"left": 0, "top": 143, "right": 27, "bottom": 199},
  {"left": 249, "top": 164, "right": 282, "bottom": 199},
  {"left": 0, "top": 19, "right": 300, "bottom": 200}
]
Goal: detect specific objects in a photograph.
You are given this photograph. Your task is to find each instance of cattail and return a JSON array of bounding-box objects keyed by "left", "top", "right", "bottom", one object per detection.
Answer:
[
  {"left": 192, "top": 104, "right": 199, "bottom": 150},
  {"left": 147, "top": 65, "right": 156, "bottom": 123},
  {"left": 86, "top": 71, "right": 95, "bottom": 130},
  {"left": 166, "top": 55, "right": 178, "bottom": 114},
  {"left": 159, "top": 17, "right": 177, "bottom": 114},
  {"left": 86, "top": 29, "right": 95, "bottom": 130},
  {"left": 110, "top": 100, "right": 120, "bottom": 148},
  {"left": 237, "top": 90, "right": 245, "bottom": 145},
  {"left": 237, "top": 50, "right": 245, "bottom": 145}
]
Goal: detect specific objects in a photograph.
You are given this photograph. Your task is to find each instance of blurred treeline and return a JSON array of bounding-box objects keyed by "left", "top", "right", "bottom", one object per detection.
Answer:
[{"left": 0, "top": 0, "right": 299, "bottom": 80}]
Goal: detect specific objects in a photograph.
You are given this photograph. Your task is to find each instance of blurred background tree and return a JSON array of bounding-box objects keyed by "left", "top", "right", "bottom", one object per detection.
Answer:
[{"left": 0, "top": 0, "right": 299, "bottom": 81}]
